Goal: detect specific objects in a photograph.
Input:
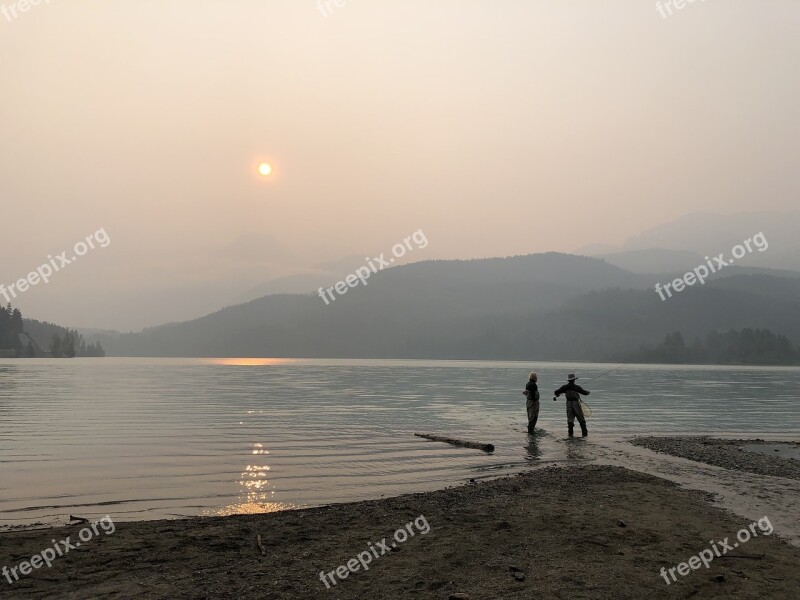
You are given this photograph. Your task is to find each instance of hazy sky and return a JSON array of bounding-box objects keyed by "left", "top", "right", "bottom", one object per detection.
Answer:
[{"left": 1, "top": 1, "right": 798, "bottom": 330}]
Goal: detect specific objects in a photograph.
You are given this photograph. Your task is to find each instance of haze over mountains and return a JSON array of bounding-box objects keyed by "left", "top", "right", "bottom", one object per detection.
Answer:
[
  {"left": 4, "top": 208, "right": 777, "bottom": 361},
  {"left": 579, "top": 211, "right": 800, "bottom": 273},
  {"left": 78, "top": 210, "right": 800, "bottom": 361}
]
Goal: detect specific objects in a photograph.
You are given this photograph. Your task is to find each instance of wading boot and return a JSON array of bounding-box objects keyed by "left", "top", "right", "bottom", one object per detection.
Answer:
[
  {"left": 580, "top": 423, "right": 588, "bottom": 437},
  {"left": 568, "top": 424, "right": 574, "bottom": 437},
  {"left": 527, "top": 422, "right": 534, "bottom": 434}
]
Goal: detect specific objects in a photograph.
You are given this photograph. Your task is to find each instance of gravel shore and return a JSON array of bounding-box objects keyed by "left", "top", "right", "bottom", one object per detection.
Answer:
[
  {"left": 2, "top": 464, "right": 799, "bottom": 599},
  {"left": 630, "top": 437, "right": 800, "bottom": 480}
]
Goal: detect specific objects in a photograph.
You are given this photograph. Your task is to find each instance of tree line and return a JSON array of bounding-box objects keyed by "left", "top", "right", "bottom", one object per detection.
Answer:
[
  {"left": 632, "top": 328, "right": 799, "bottom": 365},
  {"left": 49, "top": 330, "right": 105, "bottom": 358},
  {"left": 0, "top": 304, "right": 105, "bottom": 358},
  {"left": 0, "top": 304, "right": 24, "bottom": 356}
]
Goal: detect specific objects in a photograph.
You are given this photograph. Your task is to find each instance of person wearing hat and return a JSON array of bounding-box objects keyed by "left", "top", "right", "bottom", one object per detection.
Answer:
[
  {"left": 554, "top": 373, "right": 590, "bottom": 437},
  {"left": 523, "top": 372, "right": 540, "bottom": 433}
]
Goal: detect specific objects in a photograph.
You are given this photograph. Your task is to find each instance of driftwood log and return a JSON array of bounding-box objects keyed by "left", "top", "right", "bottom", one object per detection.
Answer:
[
  {"left": 69, "top": 515, "right": 90, "bottom": 524},
  {"left": 415, "top": 433, "right": 495, "bottom": 453}
]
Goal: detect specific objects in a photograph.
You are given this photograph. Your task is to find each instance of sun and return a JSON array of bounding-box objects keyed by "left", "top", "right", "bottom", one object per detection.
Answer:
[{"left": 258, "top": 162, "right": 273, "bottom": 177}]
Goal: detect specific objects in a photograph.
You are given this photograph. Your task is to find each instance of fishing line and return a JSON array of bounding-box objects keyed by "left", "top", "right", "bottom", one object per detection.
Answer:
[
  {"left": 564, "top": 364, "right": 627, "bottom": 416},
  {"left": 581, "top": 364, "right": 627, "bottom": 384}
]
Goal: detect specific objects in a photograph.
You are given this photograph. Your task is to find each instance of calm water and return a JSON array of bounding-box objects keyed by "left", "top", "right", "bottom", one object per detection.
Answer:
[{"left": 1, "top": 358, "right": 799, "bottom": 527}]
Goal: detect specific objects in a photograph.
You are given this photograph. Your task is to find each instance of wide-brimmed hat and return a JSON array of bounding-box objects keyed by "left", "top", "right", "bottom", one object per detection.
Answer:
[{"left": 567, "top": 373, "right": 578, "bottom": 381}]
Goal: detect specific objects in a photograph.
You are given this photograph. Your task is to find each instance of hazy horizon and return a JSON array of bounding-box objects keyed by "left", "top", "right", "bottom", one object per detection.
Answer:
[{"left": 2, "top": 1, "right": 798, "bottom": 330}]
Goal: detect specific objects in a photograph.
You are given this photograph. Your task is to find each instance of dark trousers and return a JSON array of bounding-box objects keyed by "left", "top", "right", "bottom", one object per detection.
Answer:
[{"left": 526, "top": 399, "right": 540, "bottom": 431}]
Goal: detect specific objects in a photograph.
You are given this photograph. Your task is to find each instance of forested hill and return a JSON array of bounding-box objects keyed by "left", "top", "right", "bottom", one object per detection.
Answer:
[
  {"left": 0, "top": 304, "right": 105, "bottom": 358},
  {"left": 95, "top": 253, "right": 800, "bottom": 364}
]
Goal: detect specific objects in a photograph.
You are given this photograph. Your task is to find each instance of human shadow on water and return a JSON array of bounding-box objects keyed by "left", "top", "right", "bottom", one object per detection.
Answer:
[{"left": 525, "top": 431, "right": 543, "bottom": 461}]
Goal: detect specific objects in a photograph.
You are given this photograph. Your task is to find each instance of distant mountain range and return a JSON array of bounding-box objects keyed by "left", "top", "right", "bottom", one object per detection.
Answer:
[
  {"left": 577, "top": 210, "right": 800, "bottom": 272},
  {"left": 93, "top": 251, "right": 800, "bottom": 362},
  {"left": 233, "top": 255, "right": 373, "bottom": 304}
]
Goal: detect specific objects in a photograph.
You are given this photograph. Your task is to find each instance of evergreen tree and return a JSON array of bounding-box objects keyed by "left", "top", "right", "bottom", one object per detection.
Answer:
[
  {"left": 10, "top": 308, "right": 23, "bottom": 355},
  {"left": 0, "top": 304, "right": 11, "bottom": 350},
  {"left": 50, "top": 334, "right": 63, "bottom": 358},
  {"left": 63, "top": 331, "right": 76, "bottom": 358}
]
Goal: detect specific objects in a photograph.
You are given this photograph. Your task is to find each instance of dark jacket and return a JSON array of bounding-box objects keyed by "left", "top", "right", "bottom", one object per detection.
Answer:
[
  {"left": 554, "top": 381, "right": 590, "bottom": 402},
  {"left": 525, "top": 381, "right": 539, "bottom": 401}
]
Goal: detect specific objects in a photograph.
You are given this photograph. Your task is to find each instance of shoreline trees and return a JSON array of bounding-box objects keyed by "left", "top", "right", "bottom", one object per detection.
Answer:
[{"left": 0, "top": 304, "right": 105, "bottom": 358}]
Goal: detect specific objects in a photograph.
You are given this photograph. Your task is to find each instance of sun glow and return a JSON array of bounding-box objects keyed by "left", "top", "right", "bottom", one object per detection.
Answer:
[
  {"left": 258, "top": 162, "right": 273, "bottom": 177},
  {"left": 206, "top": 358, "right": 299, "bottom": 367}
]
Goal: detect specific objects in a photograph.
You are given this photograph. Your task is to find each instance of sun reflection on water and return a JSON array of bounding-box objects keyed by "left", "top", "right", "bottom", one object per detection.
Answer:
[
  {"left": 207, "top": 443, "right": 303, "bottom": 517},
  {"left": 204, "top": 358, "right": 300, "bottom": 367}
]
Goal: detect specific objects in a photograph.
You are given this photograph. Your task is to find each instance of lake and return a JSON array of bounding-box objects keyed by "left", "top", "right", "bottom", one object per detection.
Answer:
[{"left": 1, "top": 358, "right": 798, "bottom": 527}]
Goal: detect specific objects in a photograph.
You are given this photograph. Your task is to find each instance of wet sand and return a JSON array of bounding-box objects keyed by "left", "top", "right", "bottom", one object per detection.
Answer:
[
  {"left": 2, "top": 458, "right": 800, "bottom": 599},
  {"left": 580, "top": 435, "right": 800, "bottom": 548},
  {"left": 630, "top": 437, "right": 800, "bottom": 480}
]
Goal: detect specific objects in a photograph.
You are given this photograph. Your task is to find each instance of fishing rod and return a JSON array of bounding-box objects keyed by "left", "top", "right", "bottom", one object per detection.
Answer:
[
  {"left": 580, "top": 364, "right": 627, "bottom": 384},
  {"left": 551, "top": 364, "right": 627, "bottom": 415}
]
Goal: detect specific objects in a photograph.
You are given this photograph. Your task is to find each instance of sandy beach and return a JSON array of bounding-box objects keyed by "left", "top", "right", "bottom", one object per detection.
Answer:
[{"left": 2, "top": 437, "right": 800, "bottom": 600}]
